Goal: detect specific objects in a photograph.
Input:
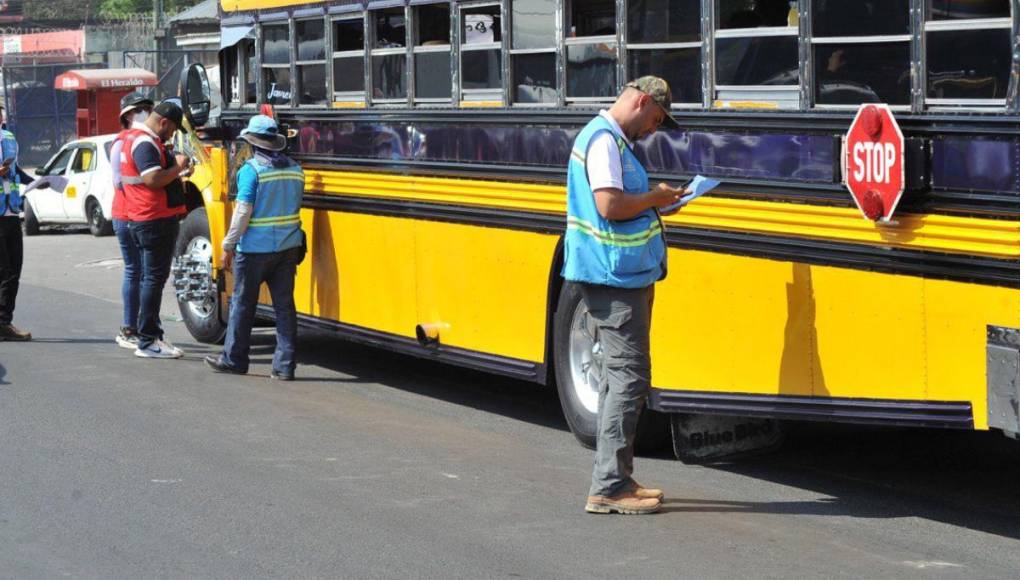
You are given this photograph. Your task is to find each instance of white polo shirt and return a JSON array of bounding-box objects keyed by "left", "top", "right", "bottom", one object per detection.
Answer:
[{"left": 585, "top": 110, "right": 633, "bottom": 192}]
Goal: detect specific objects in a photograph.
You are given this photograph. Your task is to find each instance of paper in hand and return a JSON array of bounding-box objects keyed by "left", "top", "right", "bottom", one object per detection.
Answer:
[{"left": 662, "top": 175, "right": 721, "bottom": 213}]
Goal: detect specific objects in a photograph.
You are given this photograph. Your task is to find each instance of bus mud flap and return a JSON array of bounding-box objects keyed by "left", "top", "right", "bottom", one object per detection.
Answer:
[
  {"left": 669, "top": 414, "right": 785, "bottom": 463},
  {"left": 987, "top": 325, "right": 1020, "bottom": 439}
]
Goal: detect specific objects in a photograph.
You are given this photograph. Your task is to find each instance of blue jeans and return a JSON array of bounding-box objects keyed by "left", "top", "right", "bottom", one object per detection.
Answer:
[
  {"left": 222, "top": 246, "right": 301, "bottom": 375},
  {"left": 114, "top": 219, "right": 141, "bottom": 331},
  {"left": 128, "top": 217, "right": 180, "bottom": 349}
]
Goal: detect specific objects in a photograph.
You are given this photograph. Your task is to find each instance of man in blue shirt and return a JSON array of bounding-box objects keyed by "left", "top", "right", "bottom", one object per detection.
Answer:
[{"left": 205, "top": 115, "right": 304, "bottom": 380}]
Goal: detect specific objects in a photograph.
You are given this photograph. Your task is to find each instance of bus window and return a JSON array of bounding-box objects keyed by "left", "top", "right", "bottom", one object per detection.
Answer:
[
  {"left": 332, "top": 16, "right": 366, "bottom": 103},
  {"left": 717, "top": 0, "right": 791, "bottom": 28},
  {"left": 459, "top": 2, "right": 503, "bottom": 104},
  {"left": 242, "top": 39, "right": 257, "bottom": 105},
  {"left": 372, "top": 7, "right": 409, "bottom": 102},
  {"left": 811, "top": 0, "right": 910, "bottom": 107},
  {"left": 925, "top": 4, "right": 1012, "bottom": 106},
  {"left": 510, "top": 0, "right": 557, "bottom": 105},
  {"left": 569, "top": 0, "right": 615, "bottom": 37},
  {"left": 713, "top": 0, "right": 798, "bottom": 109},
  {"left": 261, "top": 23, "right": 293, "bottom": 105},
  {"left": 626, "top": 0, "right": 702, "bottom": 106},
  {"left": 929, "top": 0, "right": 1010, "bottom": 20},
  {"left": 413, "top": 2, "right": 452, "bottom": 103},
  {"left": 224, "top": 42, "right": 240, "bottom": 105},
  {"left": 564, "top": 0, "right": 616, "bottom": 101},
  {"left": 296, "top": 18, "right": 328, "bottom": 106}
]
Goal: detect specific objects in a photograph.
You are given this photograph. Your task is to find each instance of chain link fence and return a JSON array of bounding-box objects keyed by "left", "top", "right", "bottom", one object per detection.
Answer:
[{"left": 1, "top": 62, "right": 101, "bottom": 168}]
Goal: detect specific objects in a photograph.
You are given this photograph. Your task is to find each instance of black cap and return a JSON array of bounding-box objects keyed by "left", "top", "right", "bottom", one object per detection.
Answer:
[
  {"left": 119, "top": 91, "right": 154, "bottom": 128},
  {"left": 153, "top": 99, "right": 187, "bottom": 133}
]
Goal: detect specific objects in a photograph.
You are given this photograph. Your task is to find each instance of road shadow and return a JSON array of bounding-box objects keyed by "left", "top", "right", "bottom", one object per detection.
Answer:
[
  {"left": 705, "top": 422, "right": 1020, "bottom": 540},
  {"left": 263, "top": 325, "right": 1020, "bottom": 539},
  {"left": 279, "top": 327, "right": 569, "bottom": 433}
]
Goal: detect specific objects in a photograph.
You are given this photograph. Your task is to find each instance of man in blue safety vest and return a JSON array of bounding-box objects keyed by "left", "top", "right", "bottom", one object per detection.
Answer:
[
  {"left": 206, "top": 115, "right": 305, "bottom": 380},
  {"left": 0, "top": 104, "right": 31, "bottom": 341},
  {"left": 564, "top": 77, "right": 686, "bottom": 515}
]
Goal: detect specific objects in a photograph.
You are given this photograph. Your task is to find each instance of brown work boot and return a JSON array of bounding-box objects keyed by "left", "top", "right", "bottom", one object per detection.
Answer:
[
  {"left": 0, "top": 324, "right": 31, "bottom": 341},
  {"left": 585, "top": 491, "right": 661, "bottom": 515},
  {"left": 631, "top": 482, "right": 664, "bottom": 501}
]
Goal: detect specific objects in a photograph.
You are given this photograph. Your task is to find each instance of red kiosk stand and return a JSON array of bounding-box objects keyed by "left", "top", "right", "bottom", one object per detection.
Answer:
[{"left": 54, "top": 68, "right": 158, "bottom": 138}]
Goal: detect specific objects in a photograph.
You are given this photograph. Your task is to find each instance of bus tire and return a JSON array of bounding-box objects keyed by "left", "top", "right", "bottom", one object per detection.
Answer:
[
  {"left": 553, "top": 282, "right": 598, "bottom": 448},
  {"left": 174, "top": 207, "right": 226, "bottom": 344},
  {"left": 553, "top": 281, "right": 671, "bottom": 453}
]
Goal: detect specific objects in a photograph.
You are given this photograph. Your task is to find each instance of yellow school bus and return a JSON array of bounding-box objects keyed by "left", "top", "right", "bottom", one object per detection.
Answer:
[{"left": 174, "top": 0, "right": 1020, "bottom": 458}]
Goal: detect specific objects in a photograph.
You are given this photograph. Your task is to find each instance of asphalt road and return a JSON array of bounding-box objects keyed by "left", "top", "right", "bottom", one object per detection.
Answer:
[{"left": 2, "top": 228, "right": 1020, "bottom": 579}]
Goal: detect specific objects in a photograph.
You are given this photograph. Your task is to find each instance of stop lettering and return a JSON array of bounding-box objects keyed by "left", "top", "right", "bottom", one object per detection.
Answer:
[{"left": 844, "top": 104, "right": 905, "bottom": 222}]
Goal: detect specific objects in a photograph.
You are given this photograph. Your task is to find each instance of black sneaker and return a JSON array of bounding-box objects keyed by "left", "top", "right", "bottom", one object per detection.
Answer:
[
  {"left": 204, "top": 355, "right": 246, "bottom": 375},
  {"left": 270, "top": 370, "right": 294, "bottom": 381},
  {"left": 0, "top": 324, "right": 31, "bottom": 341}
]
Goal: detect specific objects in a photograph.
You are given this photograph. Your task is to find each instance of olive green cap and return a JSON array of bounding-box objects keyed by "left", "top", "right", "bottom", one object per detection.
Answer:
[{"left": 624, "top": 76, "right": 680, "bottom": 130}]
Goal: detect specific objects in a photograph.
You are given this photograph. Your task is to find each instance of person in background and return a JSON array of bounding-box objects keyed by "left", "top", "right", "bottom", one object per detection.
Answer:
[
  {"left": 0, "top": 103, "right": 30, "bottom": 341},
  {"left": 110, "top": 91, "right": 154, "bottom": 349},
  {"left": 205, "top": 115, "right": 304, "bottom": 381},
  {"left": 120, "top": 99, "right": 190, "bottom": 358}
]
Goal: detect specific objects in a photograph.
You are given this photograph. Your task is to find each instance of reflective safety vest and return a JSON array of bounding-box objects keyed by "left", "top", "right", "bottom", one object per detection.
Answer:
[
  {"left": 0, "top": 129, "right": 22, "bottom": 215},
  {"left": 120, "top": 128, "right": 183, "bottom": 221},
  {"left": 237, "top": 156, "right": 305, "bottom": 254},
  {"left": 562, "top": 115, "right": 667, "bottom": 289},
  {"left": 111, "top": 129, "right": 129, "bottom": 221}
]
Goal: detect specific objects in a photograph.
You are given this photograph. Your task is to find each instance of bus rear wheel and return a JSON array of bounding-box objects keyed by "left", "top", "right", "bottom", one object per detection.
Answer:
[
  {"left": 173, "top": 207, "right": 226, "bottom": 344},
  {"left": 552, "top": 281, "right": 670, "bottom": 452}
]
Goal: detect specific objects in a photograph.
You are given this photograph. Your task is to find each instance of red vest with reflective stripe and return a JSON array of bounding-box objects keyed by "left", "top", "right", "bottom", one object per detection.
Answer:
[
  {"left": 120, "top": 128, "right": 183, "bottom": 221},
  {"left": 111, "top": 129, "right": 129, "bottom": 220}
]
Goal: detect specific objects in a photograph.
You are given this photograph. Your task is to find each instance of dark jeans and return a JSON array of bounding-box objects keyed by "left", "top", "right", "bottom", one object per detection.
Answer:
[
  {"left": 128, "top": 217, "right": 179, "bottom": 349},
  {"left": 0, "top": 215, "right": 22, "bottom": 325},
  {"left": 114, "top": 219, "right": 141, "bottom": 330},
  {"left": 222, "top": 246, "right": 301, "bottom": 375}
]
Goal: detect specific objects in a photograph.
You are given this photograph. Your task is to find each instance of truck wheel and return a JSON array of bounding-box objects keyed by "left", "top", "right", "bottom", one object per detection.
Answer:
[
  {"left": 86, "top": 198, "right": 113, "bottom": 237},
  {"left": 22, "top": 200, "right": 39, "bottom": 236},
  {"left": 553, "top": 281, "right": 671, "bottom": 453},
  {"left": 173, "top": 207, "right": 226, "bottom": 344}
]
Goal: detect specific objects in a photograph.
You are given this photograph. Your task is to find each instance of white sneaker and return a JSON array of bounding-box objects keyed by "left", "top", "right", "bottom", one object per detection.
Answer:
[
  {"left": 115, "top": 332, "right": 139, "bottom": 350},
  {"left": 134, "top": 339, "right": 184, "bottom": 359},
  {"left": 159, "top": 339, "right": 185, "bottom": 358}
]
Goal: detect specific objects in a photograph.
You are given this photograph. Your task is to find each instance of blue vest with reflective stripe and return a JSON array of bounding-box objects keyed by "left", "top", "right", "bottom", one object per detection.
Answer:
[
  {"left": 237, "top": 156, "right": 305, "bottom": 254},
  {"left": 0, "top": 129, "right": 22, "bottom": 214},
  {"left": 562, "top": 115, "right": 666, "bottom": 288}
]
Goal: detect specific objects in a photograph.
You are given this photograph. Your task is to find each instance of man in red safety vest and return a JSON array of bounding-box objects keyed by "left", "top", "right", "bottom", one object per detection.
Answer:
[{"left": 119, "top": 99, "right": 190, "bottom": 359}]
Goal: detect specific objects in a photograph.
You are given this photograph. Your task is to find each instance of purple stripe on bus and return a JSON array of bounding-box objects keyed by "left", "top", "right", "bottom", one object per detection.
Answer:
[
  {"left": 277, "top": 120, "right": 838, "bottom": 183},
  {"left": 931, "top": 138, "right": 1020, "bottom": 194}
]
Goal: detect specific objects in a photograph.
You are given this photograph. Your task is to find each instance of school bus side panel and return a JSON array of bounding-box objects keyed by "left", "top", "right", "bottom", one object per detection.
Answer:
[
  {"left": 651, "top": 248, "right": 1020, "bottom": 429},
  {"left": 413, "top": 220, "right": 557, "bottom": 363}
]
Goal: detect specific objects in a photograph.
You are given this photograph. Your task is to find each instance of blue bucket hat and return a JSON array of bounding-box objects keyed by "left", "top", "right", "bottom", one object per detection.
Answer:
[{"left": 239, "top": 114, "right": 287, "bottom": 152}]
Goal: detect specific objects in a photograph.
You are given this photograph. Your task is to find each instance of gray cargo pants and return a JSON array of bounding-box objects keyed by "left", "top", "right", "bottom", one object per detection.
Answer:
[{"left": 580, "top": 282, "right": 655, "bottom": 498}]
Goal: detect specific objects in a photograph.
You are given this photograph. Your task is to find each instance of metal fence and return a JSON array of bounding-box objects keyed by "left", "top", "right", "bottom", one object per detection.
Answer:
[
  {"left": 124, "top": 49, "right": 218, "bottom": 102},
  {"left": 1, "top": 62, "right": 102, "bottom": 168}
]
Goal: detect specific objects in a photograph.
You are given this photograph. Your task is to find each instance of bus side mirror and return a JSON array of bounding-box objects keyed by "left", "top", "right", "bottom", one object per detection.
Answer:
[{"left": 180, "top": 63, "right": 212, "bottom": 127}]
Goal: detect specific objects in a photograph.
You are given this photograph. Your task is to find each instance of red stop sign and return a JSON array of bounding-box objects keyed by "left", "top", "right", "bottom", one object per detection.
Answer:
[{"left": 844, "top": 104, "right": 905, "bottom": 221}]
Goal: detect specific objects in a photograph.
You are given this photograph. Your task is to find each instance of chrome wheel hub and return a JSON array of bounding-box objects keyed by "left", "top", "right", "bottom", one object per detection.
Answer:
[
  {"left": 568, "top": 300, "right": 601, "bottom": 414},
  {"left": 171, "top": 236, "right": 216, "bottom": 320}
]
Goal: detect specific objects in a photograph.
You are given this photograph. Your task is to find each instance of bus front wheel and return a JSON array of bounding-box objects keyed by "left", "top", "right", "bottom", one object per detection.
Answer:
[
  {"left": 173, "top": 207, "right": 226, "bottom": 344},
  {"left": 553, "top": 281, "right": 670, "bottom": 452}
]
